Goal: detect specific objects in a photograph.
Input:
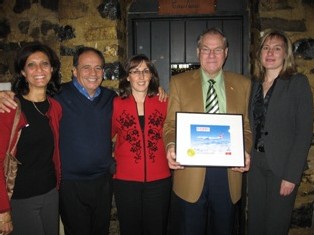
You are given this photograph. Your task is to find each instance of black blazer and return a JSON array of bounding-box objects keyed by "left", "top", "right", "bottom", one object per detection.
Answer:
[{"left": 249, "top": 73, "right": 313, "bottom": 184}]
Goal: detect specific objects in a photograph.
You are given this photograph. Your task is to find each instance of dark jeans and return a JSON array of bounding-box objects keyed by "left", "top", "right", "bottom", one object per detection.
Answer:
[
  {"left": 59, "top": 174, "right": 113, "bottom": 235},
  {"left": 113, "top": 177, "right": 171, "bottom": 235}
]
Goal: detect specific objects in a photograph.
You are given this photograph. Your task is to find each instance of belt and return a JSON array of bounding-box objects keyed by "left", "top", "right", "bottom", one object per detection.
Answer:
[{"left": 256, "top": 145, "right": 265, "bottom": 152}]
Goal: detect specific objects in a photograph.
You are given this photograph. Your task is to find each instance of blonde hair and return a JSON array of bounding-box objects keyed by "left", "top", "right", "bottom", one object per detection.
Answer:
[{"left": 253, "top": 29, "right": 296, "bottom": 80}]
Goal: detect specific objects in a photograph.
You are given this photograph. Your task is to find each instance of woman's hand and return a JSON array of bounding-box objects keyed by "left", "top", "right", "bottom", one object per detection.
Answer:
[
  {"left": 0, "top": 211, "right": 13, "bottom": 235},
  {"left": 280, "top": 180, "right": 295, "bottom": 196},
  {"left": 157, "top": 87, "right": 168, "bottom": 102}
]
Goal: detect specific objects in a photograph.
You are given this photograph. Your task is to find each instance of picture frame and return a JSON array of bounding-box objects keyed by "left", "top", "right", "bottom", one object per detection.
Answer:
[{"left": 175, "top": 112, "right": 245, "bottom": 167}]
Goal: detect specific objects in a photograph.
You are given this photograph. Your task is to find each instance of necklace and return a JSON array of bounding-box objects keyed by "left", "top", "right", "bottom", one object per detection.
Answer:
[{"left": 32, "top": 99, "right": 49, "bottom": 116}]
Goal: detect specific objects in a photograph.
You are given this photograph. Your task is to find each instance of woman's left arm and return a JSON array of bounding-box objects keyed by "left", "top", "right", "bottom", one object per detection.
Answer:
[{"left": 283, "top": 75, "right": 313, "bottom": 184}]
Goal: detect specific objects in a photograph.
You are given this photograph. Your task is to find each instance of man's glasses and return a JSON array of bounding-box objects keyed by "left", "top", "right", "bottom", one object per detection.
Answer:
[
  {"left": 199, "top": 47, "right": 225, "bottom": 55},
  {"left": 129, "top": 69, "right": 151, "bottom": 77}
]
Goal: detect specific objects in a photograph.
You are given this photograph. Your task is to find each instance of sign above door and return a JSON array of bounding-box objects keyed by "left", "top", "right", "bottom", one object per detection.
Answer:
[{"left": 158, "top": 0, "right": 216, "bottom": 15}]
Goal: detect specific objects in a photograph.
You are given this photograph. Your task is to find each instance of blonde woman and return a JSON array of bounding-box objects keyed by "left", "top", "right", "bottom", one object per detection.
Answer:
[{"left": 248, "top": 29, "right": 313, "bottom": 235}]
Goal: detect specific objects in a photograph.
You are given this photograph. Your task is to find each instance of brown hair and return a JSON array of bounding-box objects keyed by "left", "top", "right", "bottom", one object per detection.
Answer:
[{"left": 118, "top": 54, "right": 160, "bottom": 98}]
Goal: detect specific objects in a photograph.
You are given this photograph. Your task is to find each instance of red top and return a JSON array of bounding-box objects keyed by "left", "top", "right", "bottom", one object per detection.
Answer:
[
  {"left": 112, "top": 95, "right": 170, "bottom": 182},
  {"left": 0, "top": 97, "right": 62, "bottom": 212}
]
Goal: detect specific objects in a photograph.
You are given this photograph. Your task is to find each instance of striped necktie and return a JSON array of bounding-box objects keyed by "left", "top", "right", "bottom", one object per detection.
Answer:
[{"left": 206, "top": 79, "right": 219, "bottom": 113}]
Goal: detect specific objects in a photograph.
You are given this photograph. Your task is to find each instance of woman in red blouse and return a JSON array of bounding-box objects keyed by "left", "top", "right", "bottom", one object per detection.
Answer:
[{"left": 112, "top": 54, "right": 171, "bottom": 235}]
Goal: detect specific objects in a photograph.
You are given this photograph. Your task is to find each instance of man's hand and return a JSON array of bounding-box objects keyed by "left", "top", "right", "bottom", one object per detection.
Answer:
[
  {"left": 231, "top": 151, "right": 251, "bottom": 173},
  {"left": 280, "top": 180, "right": 295, "bottom": 196},
  {"left": 166, "top": 144, "right": 184, "bottom": 170},
  {"left": 0, "top": 91, "right": 17, "bottom": 113},
  {"left": 157, "top": 86, "right": 168, "bottom": 102}
]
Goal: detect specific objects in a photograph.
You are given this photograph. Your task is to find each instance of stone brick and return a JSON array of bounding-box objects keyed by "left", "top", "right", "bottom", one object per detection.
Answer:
[
  {"left": 303, "top": 0, "right": 314, "bottom": 7},
  {"left": 30, "top": 27, "right": 40, "bottom": 39},
  {"left": 0, "top": 19, "right": 10, "bottom": 38},
  {"left": 60, "top": 56, "right": 73, "bottom": 83},
  {"left": 104, "top": 61, "right": 123, "bottom": 80},
  {"left": 84, "top": 27, "right": 117, "bottom": 41},
  {"left": 117, "top": 45, "right": 124, "bottom": 58},
  {"left": 0, "top": 42, "right": 23, "bottom": 51},
  {"left": 260, "top": 17, "right": 306, "bottom": 31},
  {"left": 57, "top": 25, "right": 76, "bottom": 42},
  {"left": 59, "top": 0, "right": 89, "bottom": 19},
  {"left": 60, "top": 45, "right": 80, "bottom": 56},
  {"left": 41, "top": 0, "right": 59, "bottom": 11},
  {"left": 104, "top": 44, "right": 118, "bottom": 58},
  {"left": 18, "top": 21, "right": 30, "bottom": 34},
  {"left": 13, "top": 0, "right": 31, "bottom": 13},
  {"left": 294, "top": 38, "right": 314, "bottom": 60},
  {"left": 0, "top": 63, "right": 8, "bottom": 75},
  {"left": 260, "top": 0, "right": 290, "bottom": 11},
  {"left": 291, "top": 203, "right": 314, "bottom": 228},
  {"left": 97, "top": 0, "right": 121, "bottom": 20},
  {"left": 41, "top": 20, "right": 58, "bottom": 36}
]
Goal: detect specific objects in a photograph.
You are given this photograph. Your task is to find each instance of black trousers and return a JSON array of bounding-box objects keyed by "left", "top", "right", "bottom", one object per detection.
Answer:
[
  {"left": 247, "top": 150, "right": 298, "bottom": 235},
  {"left": 113, "top": 177, "right": 171, "bottom": 235},
  {"left": 168, "top": 168, "right": 234, "bottom": 235},
  {"left": 59, "top": 174, "right": 113, "bottom": 235}
]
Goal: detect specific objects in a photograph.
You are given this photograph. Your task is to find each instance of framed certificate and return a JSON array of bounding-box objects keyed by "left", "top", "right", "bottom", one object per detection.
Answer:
[{"left": 175, "top": 112, "right": 245, "bottom": 167}]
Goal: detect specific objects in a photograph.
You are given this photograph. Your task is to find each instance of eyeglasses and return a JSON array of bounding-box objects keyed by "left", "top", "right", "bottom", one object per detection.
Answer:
[
  {"left": 199, "top": 47, "right": 225, "bottom": 55},
  {"left": 129, "top": 69, "right": 151, "bottom": 77}
]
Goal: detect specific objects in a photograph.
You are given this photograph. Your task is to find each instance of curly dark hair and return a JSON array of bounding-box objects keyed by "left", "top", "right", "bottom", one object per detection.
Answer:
[
  {"left": 12, "top": 41, "right": 61, "bottom": 96},
  {"left": 119, "top": 54, "right": 159, "bottom": 98}
]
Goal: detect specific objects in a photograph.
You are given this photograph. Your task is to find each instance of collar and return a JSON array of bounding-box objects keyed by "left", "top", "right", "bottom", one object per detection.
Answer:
[
  {"left": 201, "top": 69, "right": 223, "bottom": 87},
  {"left": 72, "top": 77, "right": 101, "bottom": 101}
]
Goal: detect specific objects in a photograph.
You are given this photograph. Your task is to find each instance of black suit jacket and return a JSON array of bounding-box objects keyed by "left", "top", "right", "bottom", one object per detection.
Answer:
[{"left": 249, "top": 74, "right": 313, "bottom": 184}]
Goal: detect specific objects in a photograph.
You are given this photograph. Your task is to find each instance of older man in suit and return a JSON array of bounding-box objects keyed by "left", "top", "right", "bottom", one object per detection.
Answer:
[{"left": 164, "top": 28, "right": 252, "bottom": 235}]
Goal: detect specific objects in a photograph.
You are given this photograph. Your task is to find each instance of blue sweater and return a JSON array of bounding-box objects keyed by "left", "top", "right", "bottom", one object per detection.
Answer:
[{"left": 55, "top": 82, "right": 116, "bottom": 180}]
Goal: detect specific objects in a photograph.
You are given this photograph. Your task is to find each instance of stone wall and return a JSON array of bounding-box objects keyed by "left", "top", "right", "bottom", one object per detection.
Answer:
[
  {"left": 0, "top": 0, "right": 131, "bottom": 89},
  {"left": 250, "top": 0, "right": 314, "bottom": 234}
]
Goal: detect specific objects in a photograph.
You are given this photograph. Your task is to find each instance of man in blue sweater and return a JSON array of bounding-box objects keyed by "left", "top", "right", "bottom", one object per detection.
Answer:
[
  {"left": 0, "top": 47, "right": 116, "bottom": 235},
  {"left": 56, "top": 47, "right": 116, "bottom": 235}
]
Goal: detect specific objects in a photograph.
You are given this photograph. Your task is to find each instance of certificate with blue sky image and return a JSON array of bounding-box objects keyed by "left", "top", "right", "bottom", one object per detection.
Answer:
[{"left": 176, "top": 112, "right": 244, "bottom": 166}]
